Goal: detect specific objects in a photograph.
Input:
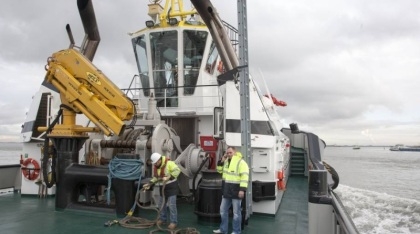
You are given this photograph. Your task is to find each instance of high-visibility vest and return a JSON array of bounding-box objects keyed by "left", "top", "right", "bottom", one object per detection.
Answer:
[
  {"left": 218, "top": 154, "right": 249, "bottom": 189},
  {"left": 235, "top": 151, "right": 243, "bottom": 158},
  {"left": 150, "top": 156, "right": 181, "bottom": 184}
]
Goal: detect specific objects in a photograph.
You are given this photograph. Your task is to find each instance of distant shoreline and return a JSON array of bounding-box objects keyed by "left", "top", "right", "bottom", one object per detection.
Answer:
[{"left": 327, "top": 145, "right": 391, "bottom": 147}]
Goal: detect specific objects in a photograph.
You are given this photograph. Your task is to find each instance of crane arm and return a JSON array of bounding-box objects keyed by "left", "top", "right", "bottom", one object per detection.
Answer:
[{"left": 45, "top": 48, "right": 134, "bottom": 136}]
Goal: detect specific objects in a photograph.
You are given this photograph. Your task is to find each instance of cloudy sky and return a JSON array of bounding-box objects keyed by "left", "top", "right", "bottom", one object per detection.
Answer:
[{"left": 1, "top": 0, "right": 419, "bottom": 146}]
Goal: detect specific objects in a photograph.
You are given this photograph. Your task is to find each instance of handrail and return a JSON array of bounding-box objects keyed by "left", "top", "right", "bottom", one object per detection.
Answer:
[
  {"left": 309, "top": 169, "right": 359, "bottom": 234},
  {"left": 304, "top": 130, "right": 358, "bottom": 234},
  {"left": 122, "top": 84, "right": 221, "bottom": 115},
  {"left": 331, "top": 190, "right": 359, "bottom": 234}
]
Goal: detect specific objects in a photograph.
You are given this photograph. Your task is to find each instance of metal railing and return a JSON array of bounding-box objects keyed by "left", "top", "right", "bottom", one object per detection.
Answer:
[
  {"left": 331, "top": 190, "right": 359, "bottom": 234},
  {"left": 122, "top": 84, "right": 221, "bottom": 116}
]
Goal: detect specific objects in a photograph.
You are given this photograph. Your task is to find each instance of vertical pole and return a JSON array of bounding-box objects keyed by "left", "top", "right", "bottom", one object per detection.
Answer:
[{"left": 238, "top": 0, "right": 252, "bottom": 218}]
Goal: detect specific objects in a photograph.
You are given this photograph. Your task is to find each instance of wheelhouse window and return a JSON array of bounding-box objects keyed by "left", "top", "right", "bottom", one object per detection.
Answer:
[
  {"left": 150, "top": 30, "right": 178, "bottom": 107},
  {"left": 183, "top": 30, "right": 208, "bottom": 95},
  {"left": 205, "top": 42, "right": 219, "bottom": 74},
  {"left": 132, "top": 35, "right": 150, "bottom": 96}
]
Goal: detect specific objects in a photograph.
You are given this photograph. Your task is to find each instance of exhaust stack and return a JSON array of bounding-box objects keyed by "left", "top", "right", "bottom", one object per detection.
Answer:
[
  {"left": 77, "top": 0, "right": 100, "bottom": 61},
  {"left": 190, "top": 0, "right": 239, "bottom": 71}
]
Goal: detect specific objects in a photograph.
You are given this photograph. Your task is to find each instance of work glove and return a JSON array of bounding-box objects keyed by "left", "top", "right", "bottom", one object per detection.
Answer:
[
  {"left": 142, "top": 183, "right": 151, "bottom": 190},
  {"left": 162, "top": 176, "right": 170, "bottom": 182}
]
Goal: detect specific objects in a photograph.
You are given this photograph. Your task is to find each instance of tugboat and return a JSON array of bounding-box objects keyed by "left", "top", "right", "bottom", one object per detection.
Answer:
[
  {"left": 3, "top": 0, "right": 358, "bottom": 233},
  {"left": 390, "top": 144, "right": 420, "bottom": 152}
]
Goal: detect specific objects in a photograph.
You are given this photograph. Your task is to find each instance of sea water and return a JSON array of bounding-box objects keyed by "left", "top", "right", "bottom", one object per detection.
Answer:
[
  {"left": 324, "top": 147, "right": 420, "bottom": 234},
  {"left": 1, "top": 142, "right": 419, "bottom": 233}
]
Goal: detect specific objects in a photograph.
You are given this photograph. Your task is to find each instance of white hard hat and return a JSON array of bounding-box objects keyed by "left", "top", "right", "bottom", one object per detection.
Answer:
[{"left": 150, "top": 152, "right": 162, "bottom": 164}]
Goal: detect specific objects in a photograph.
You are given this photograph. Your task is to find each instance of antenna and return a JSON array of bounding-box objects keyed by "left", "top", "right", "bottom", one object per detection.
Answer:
[{"left": 66, "top": 24, "right": 76, "bottom": 49}]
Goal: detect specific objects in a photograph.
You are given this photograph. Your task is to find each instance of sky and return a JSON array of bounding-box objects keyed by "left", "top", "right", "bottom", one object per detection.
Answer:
[{"left": 1, "top": 0, "right": 420, "bottom": 146}]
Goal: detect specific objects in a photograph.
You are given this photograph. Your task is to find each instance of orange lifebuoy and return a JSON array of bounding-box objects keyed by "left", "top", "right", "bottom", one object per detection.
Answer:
[
  {"left": 21, "top": 158, "right": 40, "bottom": 180},
  {"left": 277, "top": 169, "right": 285, "bottom": 190}
]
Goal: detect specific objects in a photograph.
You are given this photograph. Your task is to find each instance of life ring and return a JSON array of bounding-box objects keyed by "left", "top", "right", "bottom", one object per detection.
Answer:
[
  {"left": 277, "top": 169, "right": 285, "bottom": 190},
  {"left": 21, "top": 158, "right": 40, "bottom": 180}
]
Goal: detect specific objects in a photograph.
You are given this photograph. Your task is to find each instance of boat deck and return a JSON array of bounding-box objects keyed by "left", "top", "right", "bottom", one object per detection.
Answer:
[{"left": 0, "top": 176, "right": 308, "bottom": 234}]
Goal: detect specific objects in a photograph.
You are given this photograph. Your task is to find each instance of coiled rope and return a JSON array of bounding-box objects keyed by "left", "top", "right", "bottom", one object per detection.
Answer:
[
  {"left": 107, "top": 157, "right": 143, "bottom": 205},
  {"left": 118, "top": 188, "right": 160, "bottom": 230},
  {"left": 107, "top": 157, "right": 200, "bottom": 233},
  {"left": 118, "top": 180, "right": 200, "bottom": 234}
]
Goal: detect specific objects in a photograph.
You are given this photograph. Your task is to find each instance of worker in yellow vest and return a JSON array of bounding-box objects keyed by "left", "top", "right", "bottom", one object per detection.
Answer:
[
  {"left": 213, "top": 146, "right": 249, "bottom": 234},
  {"left": 143, "top": 152, "right": 181, "bottom": 230}
]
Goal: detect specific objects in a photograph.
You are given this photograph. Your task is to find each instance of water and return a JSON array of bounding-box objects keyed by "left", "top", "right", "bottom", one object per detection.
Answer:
[
  {"left": 324, "top": 147, "right": 420, "bottom": 234},
  {"left": 1, "top": 143, "right": 419, "bottom": 233},
  {"left": 324, "top": 147, "right": 420, "bottom": 201},
  {"left": 0, "top": 142, "right": 22, "bottom": 165}
]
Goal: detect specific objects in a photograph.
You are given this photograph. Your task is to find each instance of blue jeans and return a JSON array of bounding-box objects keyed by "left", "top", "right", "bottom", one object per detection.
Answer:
[
  {"left": 219, "top": 197, "right": 242, "bottom": 234},
  {"left": 158, "top": 195, "right": 177, "bottom": 224}
]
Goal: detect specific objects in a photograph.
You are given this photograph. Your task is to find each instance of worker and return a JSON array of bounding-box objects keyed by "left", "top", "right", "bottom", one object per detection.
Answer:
[
  {"left": 213, "top": 146, "right": 249, "bottom": 234},
  {"left": 143, "top": 152, "right": 181, "bottom": 230}
]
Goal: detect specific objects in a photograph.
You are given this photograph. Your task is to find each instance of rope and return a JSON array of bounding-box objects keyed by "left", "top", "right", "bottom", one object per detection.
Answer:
[
  {"left": 86, "top": 151, "right": 100, "bottom": 165},
  {"left": 109, "top": 157, "right": 143, "bottom": 180},
  {"left": 107, "top": 157, "right": 143, "bottom": 205},
  {"left": 117, "top": 180, "right": 200, "bottom": 234},
  {"left": 117, "top": 181, "right": 167, "bottom": 231},
  {"left": 105, "top": 158, "right": 200, "bottom": 233},
  {"left": 118, "top": 188, "right": 160, "bottom": 229}
]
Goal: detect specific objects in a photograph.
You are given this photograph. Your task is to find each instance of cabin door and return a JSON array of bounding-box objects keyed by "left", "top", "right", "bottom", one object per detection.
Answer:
[{"left": 163, "top": 117, "right": 197, "bottom": 150}]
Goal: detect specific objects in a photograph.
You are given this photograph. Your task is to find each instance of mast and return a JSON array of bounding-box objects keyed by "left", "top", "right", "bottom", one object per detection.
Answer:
[{"left": 237, "top": 0, "right": 252, "bottom": 219}]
